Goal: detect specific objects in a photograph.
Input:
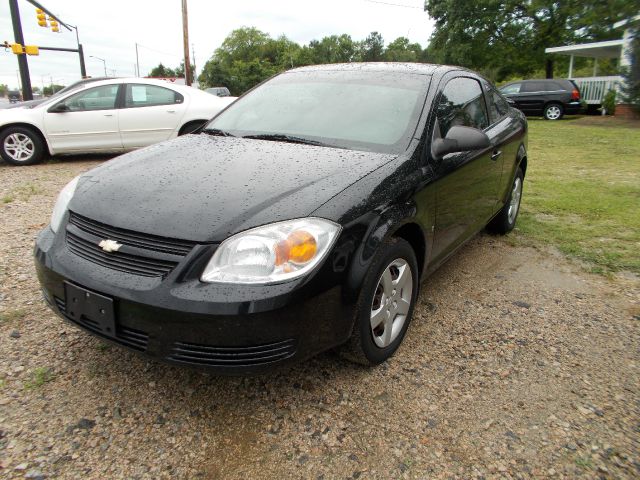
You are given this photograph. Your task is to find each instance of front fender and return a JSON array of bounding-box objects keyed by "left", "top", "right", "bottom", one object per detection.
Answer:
[{"left": 340, "top": 202, "right": 422, "bottom": 305}]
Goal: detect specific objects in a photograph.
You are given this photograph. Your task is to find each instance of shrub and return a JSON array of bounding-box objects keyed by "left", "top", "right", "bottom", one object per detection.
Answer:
[{"left": 602, "top": 89, "right": 616, "bottom": 115}]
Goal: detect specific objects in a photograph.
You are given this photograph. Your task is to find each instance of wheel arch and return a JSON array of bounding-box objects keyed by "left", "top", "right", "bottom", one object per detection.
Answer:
[
  {"left": 178, "top": 119, "right": 208, "bottom": 136},
  {"left": 342, "top": 202, "right": 429, "bottom": 306},
  {"left": 0, "top": 122, "right": 51, "bottom": 155},
  {"left": 517, "top": 142, "right": 528, "bottom": 178},
  {"left": 390, "top": 222, "right": 426, "bottom": 280}
]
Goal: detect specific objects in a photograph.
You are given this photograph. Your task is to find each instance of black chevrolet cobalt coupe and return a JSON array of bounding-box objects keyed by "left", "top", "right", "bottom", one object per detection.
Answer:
[{"left": 35, "top": 63, "right": 527, "bottom": 374}]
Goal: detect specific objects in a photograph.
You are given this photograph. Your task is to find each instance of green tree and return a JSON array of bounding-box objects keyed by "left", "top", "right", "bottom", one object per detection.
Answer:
[
  {"left": 384, "top": 37, "right": 424, "bottom": 62},
  {"left": 0, "top": 84, "right": 9, "bottom": 97},
  {"left": 424, "top": 0, "right": 637, "bottom": 81},
  {"left": 43, "top": 84, "right": 65, "bottom": 96},
  {"left": 620, "top": 29, "right": 640, "bottom": 110},
  {"left": 199, "top": 27, "right": 283, "bottom": 95},
  {"left": 148, "top": 63, "right": 177, "bottom": 77},
  {"left": 360, "top": 31, "right": 385, "bottom": 62},
  {"left": 308, "top": 34, "right": 358, "bottom": 64},
  {"left": 174, "top": 61, "right": 196, "bottom": 83}
]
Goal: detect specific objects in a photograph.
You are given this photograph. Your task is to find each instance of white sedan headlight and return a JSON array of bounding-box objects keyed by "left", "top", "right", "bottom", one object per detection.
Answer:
[
  {"left": 201, "top": 218, "right": 341, "bottom": 284},
  {"left": 50, "top": 176, "right": 80, "bottom": 233}
]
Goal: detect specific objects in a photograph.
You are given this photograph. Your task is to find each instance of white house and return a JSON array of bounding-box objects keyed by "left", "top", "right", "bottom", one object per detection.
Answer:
[{"left": 544, "top": 15, "right": 639, "bottom": 110}]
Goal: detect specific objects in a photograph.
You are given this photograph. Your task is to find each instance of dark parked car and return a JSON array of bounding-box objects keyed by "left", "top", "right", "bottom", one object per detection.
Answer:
[
  {"left": 499, "top": 79, "right": 582, "bottom": 120},
  {"left": 7, "top": 90, "right": 21, "bottom": 103},
  {"left": 35, "top": 63, "right": 528, "bottom": 374}
]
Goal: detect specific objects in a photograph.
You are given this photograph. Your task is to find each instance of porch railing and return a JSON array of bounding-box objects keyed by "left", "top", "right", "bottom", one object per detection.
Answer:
[{"left": 571, "top": 76, "right": 622, "bottom": 105}]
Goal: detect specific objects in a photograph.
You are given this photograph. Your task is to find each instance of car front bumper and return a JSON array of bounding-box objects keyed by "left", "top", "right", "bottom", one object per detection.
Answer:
[{"left": 34, "top": 226, "right": 356, "bottom": 375}]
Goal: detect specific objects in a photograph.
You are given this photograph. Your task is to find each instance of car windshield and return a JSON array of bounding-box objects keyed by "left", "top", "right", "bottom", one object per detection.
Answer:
[
  {"left": 203, "top": 70, "right": 430, "bottom": 154},
  {"left": 36, "top": 79, "right": 105, "bottom": 108}
]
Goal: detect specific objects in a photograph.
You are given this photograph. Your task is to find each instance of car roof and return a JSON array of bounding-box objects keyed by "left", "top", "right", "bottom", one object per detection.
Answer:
[
  {"left": 288, "top": 62, "right": 450, "bottom": 76},
  {"left": 54, "top": 77, "right": 200, "bottom": 92}
]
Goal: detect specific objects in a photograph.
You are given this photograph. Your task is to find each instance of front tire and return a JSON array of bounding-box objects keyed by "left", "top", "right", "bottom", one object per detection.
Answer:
[
  {"left": 0, "top": 126, "right": 45, "bottom": 166},
  {"left": 543, "top": 103, "right": 563, "bottom": 120},
  {"left": 488, "top": 167, "right": 524, "bottom": 234},
  {"left": 341, "top": 237, "right": 419, "bottom": 366}
]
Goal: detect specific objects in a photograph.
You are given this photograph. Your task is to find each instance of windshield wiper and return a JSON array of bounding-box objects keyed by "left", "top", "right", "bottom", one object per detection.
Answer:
[
  {"left": 242, "top": 133, "right": 326, "bottom": 147},
  {"left": 201, "top": 128, "right": 235, "bottom": 137}
]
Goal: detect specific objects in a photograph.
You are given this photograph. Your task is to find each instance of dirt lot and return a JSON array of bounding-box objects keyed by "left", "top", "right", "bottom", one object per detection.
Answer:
[{"left": 0, "top": 158, "right": 638, "bottom": 479}]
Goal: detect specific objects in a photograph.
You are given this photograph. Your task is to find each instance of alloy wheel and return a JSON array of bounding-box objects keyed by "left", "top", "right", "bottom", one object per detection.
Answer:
[
  {"left": 370, "top": 258, "right": 413, "bottom": 348},
  {"left": 545, "top": 105, "right": 561, "bottom": 120},
  {"left": 4, "top": 133, "right": 35, "bottom": 162}
]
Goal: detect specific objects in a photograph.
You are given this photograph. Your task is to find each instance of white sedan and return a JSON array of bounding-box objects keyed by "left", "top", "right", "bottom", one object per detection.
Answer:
[{"left": 0, "top": 78, "right": 235, "bottom": 166}]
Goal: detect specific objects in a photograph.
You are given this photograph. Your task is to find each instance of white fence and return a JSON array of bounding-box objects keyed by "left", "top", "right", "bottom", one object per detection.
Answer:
[{"left": 571, "top": 76, "right": 622, "bottom": 105}]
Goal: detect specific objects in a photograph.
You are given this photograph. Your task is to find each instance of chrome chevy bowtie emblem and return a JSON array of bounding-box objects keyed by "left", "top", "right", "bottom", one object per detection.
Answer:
[{"left": 98, "top": 239, "right": 122, "bottom": 253}]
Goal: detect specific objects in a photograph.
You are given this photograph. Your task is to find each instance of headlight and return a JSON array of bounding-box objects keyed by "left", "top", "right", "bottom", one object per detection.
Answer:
[
  {"left": 201, "top": 218, "right": 341, "bottom": 284},
  {"left": 50, "top": 176, "right": 80, "bottom": 233}
]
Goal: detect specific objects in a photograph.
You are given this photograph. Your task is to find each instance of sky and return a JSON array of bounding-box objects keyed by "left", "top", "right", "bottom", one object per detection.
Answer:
[{"left": 1, "top": 0, "right": 434, "bottom": 90}]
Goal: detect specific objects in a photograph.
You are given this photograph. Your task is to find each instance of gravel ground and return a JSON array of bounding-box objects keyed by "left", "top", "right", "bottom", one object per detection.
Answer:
[{"left": 0, "top": 158, "right": 638, "bottom": 479}]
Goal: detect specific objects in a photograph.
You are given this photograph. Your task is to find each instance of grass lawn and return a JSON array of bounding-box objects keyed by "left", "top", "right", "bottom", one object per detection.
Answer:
[{"left": 516, "top": 116, "right": 640, "bottom": 275}]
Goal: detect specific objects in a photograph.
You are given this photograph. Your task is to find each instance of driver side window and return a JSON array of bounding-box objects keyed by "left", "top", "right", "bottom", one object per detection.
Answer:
[
  {"left": 58, "top": 85, "right": 119, "bottom": 112},
  {"left": 436, "top": 77, "right": 488, "bottom": 137}
]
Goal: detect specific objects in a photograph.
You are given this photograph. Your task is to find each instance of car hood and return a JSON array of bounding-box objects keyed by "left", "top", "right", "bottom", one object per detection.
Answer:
[
  {"left": 0, "top": 99, "right": 45, "bottom": 110},
  {"left": 70, "top": 134, "right": 396, "bottom": 242}
]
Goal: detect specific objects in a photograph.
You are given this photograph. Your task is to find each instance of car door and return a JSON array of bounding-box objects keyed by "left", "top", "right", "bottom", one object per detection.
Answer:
[
  {"left": 499, "top": 82, "right": 522, "bottom": 109},
  {"left": 482, "top": 83, "right": 518, "bottom": 212},
  {"left": 429, "top": 75, "right": 501, "bottom": 265},
  {"left": 119, "top": 83, "right": 187, "bottom": 148},
  {"left": 43, "top": 83, "right": 123, "bottom": 153},
  {"left": 515, "top": 81, "right": 548, "bottom": 115}
]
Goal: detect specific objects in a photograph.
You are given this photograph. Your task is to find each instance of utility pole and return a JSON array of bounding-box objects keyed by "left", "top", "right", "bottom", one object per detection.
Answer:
[
  {"left": 181, "top": 0, "right": 192, "bottom": 86},
  {"left": 9, "top": 0, "right": 33, "bottom": 100},
  {"left": 135, "top": 42, "right": 140, "bottom": 77},
  {"left": 192, "top": 43, "right": 196, "bottom": 81}
]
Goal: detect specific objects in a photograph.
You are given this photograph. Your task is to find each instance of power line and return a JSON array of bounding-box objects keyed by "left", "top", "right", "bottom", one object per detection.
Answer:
[
  {"left": 135, "top": 43, "right": 183, "bottom": 60},
  {"left": 364, "top": 0, "right": 424, "bottom": 9}
]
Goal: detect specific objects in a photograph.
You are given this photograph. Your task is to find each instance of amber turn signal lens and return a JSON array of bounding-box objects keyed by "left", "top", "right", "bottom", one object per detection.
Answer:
[{"left": 274, "top": 230, "right": 317, "bottom": 266}]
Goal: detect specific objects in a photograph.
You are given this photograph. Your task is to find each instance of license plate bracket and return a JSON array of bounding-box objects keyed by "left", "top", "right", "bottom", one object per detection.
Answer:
[{"left": 64, "top": 282, "right": 116, "bottom": 338}]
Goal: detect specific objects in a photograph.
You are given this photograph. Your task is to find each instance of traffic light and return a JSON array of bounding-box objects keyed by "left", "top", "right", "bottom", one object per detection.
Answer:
[
  {"left": 49, "top": 19, "right": 60, "bottom": 32},
  {"left": 25, "top": 45, "right": 39, "bottom": 56},
  {"left": 36, "top": 8, "right": 47, "bottom": 27},
  {"left": 10, "top": 43, "right": 24, "bottom": 54}
]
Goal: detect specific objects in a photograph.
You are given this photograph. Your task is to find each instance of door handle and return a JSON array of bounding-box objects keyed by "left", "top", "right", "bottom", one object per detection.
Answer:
[
  {"left": 491, "top": 150, "right": 502, "bottom": 161},
  {"left": 167, "top": 110, "right": 176, "bottom": 113},
  {"left": 104, "top": 113, "right": 114, "bottom": 117}
]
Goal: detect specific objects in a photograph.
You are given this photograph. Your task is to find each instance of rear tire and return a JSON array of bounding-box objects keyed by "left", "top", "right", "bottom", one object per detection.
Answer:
[
  {"left": 543, "top": 103, "right": 563, "bottom": 120},
  {"left": 178, "top": 120, "right": 207, "bottom": 136},
  {"left": 340, "top": 237, "right": 419, "bottom": 366},
  {"left": 488, "top": 167, "right": 524, "bottom": 235},
  {"left": 0, "top": 126, "right": 45, "bottom": 166}
]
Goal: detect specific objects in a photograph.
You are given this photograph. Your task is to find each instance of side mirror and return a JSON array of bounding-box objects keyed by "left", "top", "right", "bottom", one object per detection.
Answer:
[
  {"left": 506, "top": 97, "right": 516, "bottom": 106},
  {"left": 432, "top": 125, "right": 491, "bottom": 159},
  {"left": 49, "top": 103, "right": 70, "bottom": 113}
]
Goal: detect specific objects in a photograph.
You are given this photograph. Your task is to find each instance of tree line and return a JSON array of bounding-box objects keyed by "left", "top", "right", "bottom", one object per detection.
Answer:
[
  {"left": 150, "top": 1, "right": 637, "bottom": 101},
  {"left": 196, "top": 28, "right": 427, "bottom": 95}
]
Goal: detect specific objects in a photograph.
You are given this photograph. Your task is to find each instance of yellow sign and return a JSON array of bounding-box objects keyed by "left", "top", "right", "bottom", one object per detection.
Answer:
[{"left": 25, "top": 45, "right": 39, "bottom": 56}]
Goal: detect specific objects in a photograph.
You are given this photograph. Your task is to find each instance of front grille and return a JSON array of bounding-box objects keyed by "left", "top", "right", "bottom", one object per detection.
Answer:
[
  {"left": 168, "top": 339, "right": 297, "bottom": 367},
  {"left": 67, "top": 231, "right": 177, "bottom": 277},
  {"left": 54, "top": 297, "right": 149, "bottom": 352},
  {"left": 66, "top": 212, "right": 197, "bottom": 278},
  {"left": 69, "top": 212, "right": 196, "bottom": 255}
]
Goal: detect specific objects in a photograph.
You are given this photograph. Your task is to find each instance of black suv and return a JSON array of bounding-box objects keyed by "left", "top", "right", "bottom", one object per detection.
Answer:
[{"left": 499, "top": 79, "right": 582, "bottom": 120}]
